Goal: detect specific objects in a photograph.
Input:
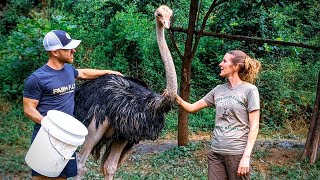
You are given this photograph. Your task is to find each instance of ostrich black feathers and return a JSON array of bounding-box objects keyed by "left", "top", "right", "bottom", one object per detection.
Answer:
[{"left": 74, "top": 74, "right": 174, "bottom": 143}]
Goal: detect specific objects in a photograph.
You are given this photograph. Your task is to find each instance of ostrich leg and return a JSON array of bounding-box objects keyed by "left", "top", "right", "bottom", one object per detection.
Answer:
[
  {"left": 74, "top": 118, "right": 111, "bottom": 180},
  {"left": 102, "top": 139, "right": 128, "bottom": 180},
  {"left": 118, "top": 146, "right": 133, "bottom": 167},
  {"left": 100, "top": 143, "right": 133, "bottom": 172}
]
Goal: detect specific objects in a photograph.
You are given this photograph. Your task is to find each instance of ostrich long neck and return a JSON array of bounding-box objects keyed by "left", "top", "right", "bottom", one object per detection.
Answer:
[{"left": 156, "top": 19, "right": 177, "bottom": 98}]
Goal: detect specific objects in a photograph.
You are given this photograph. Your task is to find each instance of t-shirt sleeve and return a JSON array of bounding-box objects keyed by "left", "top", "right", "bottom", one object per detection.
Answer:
[
  {"left": 73, "top": 67, "right": 79, "bottom": 78},
  {"left": 23, "top": 75, "right": 42, "bottom": 100},
  {"left": 247, "top": 87, "right": 260, "bottom": 112},
  {"left": 202, "top": 88, "right": 216, "bottom": 107},
  {"left": 67, "top": 64, "right": 79, "bottom": 78}
]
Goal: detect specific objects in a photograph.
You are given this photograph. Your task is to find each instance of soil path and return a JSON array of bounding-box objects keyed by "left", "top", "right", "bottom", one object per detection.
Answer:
[{"left": 132, "top": 139, "right": 305, "bottom": 155}]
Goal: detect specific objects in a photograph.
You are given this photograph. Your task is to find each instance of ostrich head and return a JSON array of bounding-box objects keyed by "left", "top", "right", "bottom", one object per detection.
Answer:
[
  {"left": 155, "top": 5, "right": 173, "bottom": 29},
  {"left": 154, "top": 5, "right": 177, "bottom": 102}
]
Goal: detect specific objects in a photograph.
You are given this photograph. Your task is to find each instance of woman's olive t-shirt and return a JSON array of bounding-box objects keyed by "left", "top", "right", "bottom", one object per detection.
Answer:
[{"left": 202, "top": 82, "right": 260, "bottom": 155}]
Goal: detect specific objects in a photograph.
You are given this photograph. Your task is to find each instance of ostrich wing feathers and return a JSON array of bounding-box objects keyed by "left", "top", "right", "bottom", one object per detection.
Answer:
[{"left": 74, "top": 75, "right": 173, "bottom": 143}]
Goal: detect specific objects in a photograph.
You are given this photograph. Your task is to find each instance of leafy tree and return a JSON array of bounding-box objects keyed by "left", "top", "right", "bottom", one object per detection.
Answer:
[{"left": 167, "top": 0, "right": 319, "bottom": 144}]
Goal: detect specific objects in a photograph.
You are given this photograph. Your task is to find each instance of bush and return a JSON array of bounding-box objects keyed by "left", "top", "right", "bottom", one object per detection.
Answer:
[
  {"left": 0, "top": 12, "right": 79, "bottom": 99},
  {"left": 258, "top": 55, "right": 317, "bottom": 128},
  {"left": 0, "top": 0, "right": 37, "bottom": 35}
]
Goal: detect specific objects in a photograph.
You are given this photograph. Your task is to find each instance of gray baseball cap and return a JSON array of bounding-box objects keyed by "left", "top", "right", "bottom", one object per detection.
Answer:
[{"left": 43, "top": 30, "right": 81, "bottom": 51}]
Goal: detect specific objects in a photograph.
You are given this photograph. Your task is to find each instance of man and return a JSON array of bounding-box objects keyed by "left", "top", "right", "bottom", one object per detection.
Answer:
[{"left": 23, "top": 30, "right": 122, "bottom": 180}]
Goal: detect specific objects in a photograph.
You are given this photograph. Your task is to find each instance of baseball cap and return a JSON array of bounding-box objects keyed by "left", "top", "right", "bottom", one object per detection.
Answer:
[{"left": 43, "top": 30, "right": 81, "bottom": 51}]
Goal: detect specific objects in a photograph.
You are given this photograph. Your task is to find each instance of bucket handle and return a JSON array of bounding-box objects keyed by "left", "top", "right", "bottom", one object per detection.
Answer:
[{"left": 46, "top": 129, "right": 76, "bottom": 160}]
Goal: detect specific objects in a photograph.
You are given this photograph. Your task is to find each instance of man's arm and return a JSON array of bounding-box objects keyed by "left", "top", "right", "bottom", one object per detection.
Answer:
[
  {"left": 23, "top": 97, "right": 43, "bottom": 124},
  {"left": 77, "top": 69, "right": 123, "bottom": 80}
]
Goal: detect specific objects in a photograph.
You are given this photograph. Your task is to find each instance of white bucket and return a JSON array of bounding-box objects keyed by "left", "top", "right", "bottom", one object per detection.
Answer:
[{"left": 25, "top": 110, "right": 88, "bottom": 177}]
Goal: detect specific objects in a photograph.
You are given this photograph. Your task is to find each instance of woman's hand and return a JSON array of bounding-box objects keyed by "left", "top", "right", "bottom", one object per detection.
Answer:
[
  {"left": 175, "top": 94, "right": 183, "bottom": 105},
  {"left": 237, "top": 156, "right": 250, "bottom": 177}
]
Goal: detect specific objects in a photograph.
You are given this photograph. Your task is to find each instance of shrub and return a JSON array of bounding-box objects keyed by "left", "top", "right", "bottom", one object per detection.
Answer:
[{"left": 0, "top": 12, "right": 79, "bottom": 99}]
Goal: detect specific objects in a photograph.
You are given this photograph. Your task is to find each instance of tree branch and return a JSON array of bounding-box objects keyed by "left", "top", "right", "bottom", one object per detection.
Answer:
[
  {"left": 191, "top": 0, "right": 219, "bottom": 57},
  {"left": 184, "top": 0, "right": 199, "bottom": 60},
  {"left": 171, "top": 27, "right": 320, "bottom": 51},
  {"left": 168, "top": 30, "right": 184, "bottom": 60}
]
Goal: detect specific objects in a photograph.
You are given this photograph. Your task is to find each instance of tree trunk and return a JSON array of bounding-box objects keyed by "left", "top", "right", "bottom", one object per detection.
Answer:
[
  {"left": 176, "top": 0, "right": 221, "bottom": 145},
  {"left": 177, "top": 0, "right": 198, "bottom": 146},
  {"left": 178, "top": 61, "right": 191, "bottom": 146},
  {"left": 310, "top": 114, "right": 320, "bottom": 164},
  {"left": 303, "top": 71, "right": 320, "bottom": 164}
]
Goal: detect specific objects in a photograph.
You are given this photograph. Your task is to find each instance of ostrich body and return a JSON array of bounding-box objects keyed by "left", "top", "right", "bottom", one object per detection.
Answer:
[{"left": 74, "top": 5, "right": 176, "bottom": 180}]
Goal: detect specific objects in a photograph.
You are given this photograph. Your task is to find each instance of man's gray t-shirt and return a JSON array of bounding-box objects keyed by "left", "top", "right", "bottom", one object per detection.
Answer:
[{"left": 203, "top": 82, "right": 260, "bottom": 155}]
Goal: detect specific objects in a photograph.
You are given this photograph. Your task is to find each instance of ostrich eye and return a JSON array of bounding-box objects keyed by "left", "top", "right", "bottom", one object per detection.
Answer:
[{"left": 157, "top": 13, "right": 163, "bottom": 17}]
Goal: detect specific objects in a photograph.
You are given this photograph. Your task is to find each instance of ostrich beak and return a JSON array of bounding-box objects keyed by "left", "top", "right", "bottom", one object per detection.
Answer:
[{"left": 162, "top": 19, "right": 171, "bottom": 29}]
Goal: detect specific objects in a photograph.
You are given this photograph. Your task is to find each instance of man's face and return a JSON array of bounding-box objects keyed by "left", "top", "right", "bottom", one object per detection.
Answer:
[{"left": 55, "top": 49, "right": 76, "bottom": 64}]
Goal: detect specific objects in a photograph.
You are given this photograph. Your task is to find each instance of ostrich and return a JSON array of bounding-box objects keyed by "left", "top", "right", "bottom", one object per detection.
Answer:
[{"left": 74, "top": 5, "right": 176, "bottom": 180}]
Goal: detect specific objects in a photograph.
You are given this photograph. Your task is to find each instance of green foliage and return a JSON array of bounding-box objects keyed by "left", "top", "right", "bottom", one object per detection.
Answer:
[
  {"left": 105, "top": 4, "right": 176, "bottom": 91},
  {"left": 258, "top": 56, "right": 318, "bottom": 127},
  {"left": 253, "top": 148, "right": 270, "bottom": 160},
  {"left": 188, "top": 107, "right": 215, "bottom": 132},
  {"left": 0, "top": 98, "right": 33, "bottom": 174},
  {"left": 45, "top": 1, "right": 170, "bottom": 91},
  {"left": 268, "top": 2, "right": 320, "bottom": 45},
  {"left": 269, "top": 159, "right": 320, "bottom": 179},
  {"left": 116, "top": 141, "right": 207, "bottom": 179},
  {"left": 0, "top": 15, "right": 45, "bottom": 99},
  {"left": 0, "top": 0, "right": 37, "bottom": 34},
  {"left": 164, "top": 108, "right": 215, "bottom": 133},
  {"left": 0, "top": 11, "right": 79, "bottom": 99}
]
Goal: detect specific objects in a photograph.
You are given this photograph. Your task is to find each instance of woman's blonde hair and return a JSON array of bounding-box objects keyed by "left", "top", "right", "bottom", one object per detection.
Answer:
[{"left": 228, "top": 50, "right": 261, "bottom": 84}]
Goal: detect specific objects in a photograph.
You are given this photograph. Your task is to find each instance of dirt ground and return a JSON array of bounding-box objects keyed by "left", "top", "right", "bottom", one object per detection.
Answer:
[
  {"left": 252, "top": 148, "right": 301, "bottom": 175},
  {"left": 0, "top": 132, "right": 308, "bottom": 179},
  {"left": 132, "top": 132, "right": 306, "bottom": 178}
]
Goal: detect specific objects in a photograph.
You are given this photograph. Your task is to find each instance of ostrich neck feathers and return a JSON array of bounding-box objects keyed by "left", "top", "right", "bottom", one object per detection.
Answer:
[{"left": 156, "top": 18, "right": 177, "bottom": 98}]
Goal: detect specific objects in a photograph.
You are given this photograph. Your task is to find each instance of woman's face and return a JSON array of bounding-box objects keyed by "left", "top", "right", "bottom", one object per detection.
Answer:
[{"left": 219, "top": 53, "right": 239, "bottom": 78}]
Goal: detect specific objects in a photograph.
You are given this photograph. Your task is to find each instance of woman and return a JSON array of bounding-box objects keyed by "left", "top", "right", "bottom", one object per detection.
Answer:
[{"left": 176, "top": 50, "right": 261, "bottom": 180}]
